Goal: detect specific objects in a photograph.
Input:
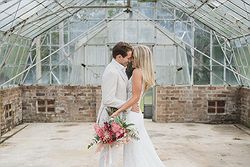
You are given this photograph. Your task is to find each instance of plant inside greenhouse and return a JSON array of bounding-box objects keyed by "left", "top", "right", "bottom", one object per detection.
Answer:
[{"left": 0, "top": 0, "right": 249, "bottom": 167}]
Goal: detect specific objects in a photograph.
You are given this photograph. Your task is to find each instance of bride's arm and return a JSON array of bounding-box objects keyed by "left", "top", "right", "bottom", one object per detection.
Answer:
[{"left": 111, "top": 69, "right": 142, "bottom": 117}]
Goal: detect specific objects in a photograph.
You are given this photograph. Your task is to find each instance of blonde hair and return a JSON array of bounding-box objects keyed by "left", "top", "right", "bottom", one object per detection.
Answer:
[{"left": 133, "top": 45, "right": 155, "bottom": 91}]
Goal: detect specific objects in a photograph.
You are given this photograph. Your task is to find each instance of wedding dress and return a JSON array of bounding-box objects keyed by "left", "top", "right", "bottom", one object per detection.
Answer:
[{"left": 123, "top": 78, "right": 166, "bottom": 167}]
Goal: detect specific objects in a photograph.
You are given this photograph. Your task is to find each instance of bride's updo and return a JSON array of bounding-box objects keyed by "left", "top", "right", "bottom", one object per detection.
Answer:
[{"left": 132, "top": 45, "right": 155, "bottom": 91}]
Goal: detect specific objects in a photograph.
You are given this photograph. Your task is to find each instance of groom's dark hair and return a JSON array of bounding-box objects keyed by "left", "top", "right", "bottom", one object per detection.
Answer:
[{"left": 112, "top": 42, "right": 133, "bottom": 58}]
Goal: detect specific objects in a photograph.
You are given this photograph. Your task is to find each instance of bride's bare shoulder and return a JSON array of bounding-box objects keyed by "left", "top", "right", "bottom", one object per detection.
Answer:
[
  {"left": 132, "top": 68, "right": 142, "bottom": 76},
  {"left": 132, "top": 69, "right": 143, "bottom": 84}
]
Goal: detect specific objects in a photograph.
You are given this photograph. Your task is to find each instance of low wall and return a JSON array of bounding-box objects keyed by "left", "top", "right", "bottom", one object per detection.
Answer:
[
  {"left": 154, "top": 86, "right": 240, "bottom": 123},
  {"left": 0, "top": 87, "right": 22, "bottom": 135},
  {"left": 21, "top": 85, "right": 100, "bottom": 122},
  {"left": 1, "top": 85, "right": 249, "bottom": 136},
  {"left": 239, "top": 88, "right": 250, "bottom": 127}
]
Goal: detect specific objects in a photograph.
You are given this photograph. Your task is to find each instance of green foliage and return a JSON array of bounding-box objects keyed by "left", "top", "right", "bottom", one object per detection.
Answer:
[{"left": 87, "top": 135, "right": 100, "bottom": 149}]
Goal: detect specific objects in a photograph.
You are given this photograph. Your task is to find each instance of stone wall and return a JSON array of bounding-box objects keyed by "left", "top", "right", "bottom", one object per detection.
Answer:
[
  {"left": 155, "top": 86, "right": 240, "bottom": 123},
  {"left": 239, "top": 88, "right": 250, "bottom": 127},
  {"left": 0, "top": 87, "right": 22, "bottom": 135},
  {"left": 21, "top": 85, "right": 100, "bottom": 122}
]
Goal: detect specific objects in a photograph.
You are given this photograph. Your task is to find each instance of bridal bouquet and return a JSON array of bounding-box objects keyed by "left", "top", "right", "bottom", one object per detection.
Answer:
[{"left": 87, "top": 116, "right": 139, "bottom": 150}]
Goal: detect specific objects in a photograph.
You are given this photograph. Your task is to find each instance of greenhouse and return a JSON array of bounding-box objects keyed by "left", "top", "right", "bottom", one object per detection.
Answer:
[{"left": 0, "top": 0, "right": 250, "bottom": 166}]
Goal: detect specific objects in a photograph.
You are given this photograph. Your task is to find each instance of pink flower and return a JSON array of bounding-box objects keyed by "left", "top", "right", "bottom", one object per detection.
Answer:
[
  {"left": 102, "top": 131, "right": 113, "bottom": 144},
  {"left": 94, "top": 124, "right": 104, "bottom": 138},
  {"left": 111, "top": 122, "right": 122, "bottom": 133},
  {"left": 87, "top": 117, "right": 139, "bottom": 150},
  {"left": 116, "top": 129, "right": 125, "bottom": 139}
]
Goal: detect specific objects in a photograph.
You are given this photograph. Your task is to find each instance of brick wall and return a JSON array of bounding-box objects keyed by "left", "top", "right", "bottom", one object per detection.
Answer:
[
  {"left": 95, "top": 87, "right": 102, "bottom": 117},
  {"left": 0, "top": 87, "right": 22, "bottom": 135},
  {"left": 21, "top": 85, "right": 100, "bottom": 122},
  {"left": 1, "top": 85, "right": 249, "bottom": 136},
  {"left": 155, "top": 86, "right": 240, "bottom": 123},
  {"left": 239, "top": 88, "right": 250, "bottom": 127}
]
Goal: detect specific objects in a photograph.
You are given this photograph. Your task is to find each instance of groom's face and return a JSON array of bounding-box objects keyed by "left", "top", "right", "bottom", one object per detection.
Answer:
[{"left": 117, "top": 51, "right": 133, "bottom": 67}]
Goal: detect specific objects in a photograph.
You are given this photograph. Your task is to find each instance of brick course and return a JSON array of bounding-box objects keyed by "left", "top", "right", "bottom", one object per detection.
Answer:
[
  {"left": 0, "top": 87, "right": 22, "bottom": 135},
  {"left": 239, "top": 87, "right": 250, "bottom": 127},
  {"left": 1, "top": 85, "right": 250, "bottom": 136},
  {"left": 21, "top": 85, "right": 98, "bottom": 122},
  {"left": 154, "top": 86, "right": 240, "bottom": 123}
]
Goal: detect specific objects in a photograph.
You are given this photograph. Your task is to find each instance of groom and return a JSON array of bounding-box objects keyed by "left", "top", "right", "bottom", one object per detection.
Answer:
[{"left": 96, "top": 42, "right": 133, "bottom": 167}]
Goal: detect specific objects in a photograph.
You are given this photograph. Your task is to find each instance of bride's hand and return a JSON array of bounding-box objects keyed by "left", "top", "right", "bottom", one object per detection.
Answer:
[
  {"left": 131, "top": 104, "right": 140, "bottom": 112},
  {"left": 110, "top": 110, "right": 121, "bottom": 118},
  {"left": 131, "top": 103, "right": 140, "bottom": 112}
]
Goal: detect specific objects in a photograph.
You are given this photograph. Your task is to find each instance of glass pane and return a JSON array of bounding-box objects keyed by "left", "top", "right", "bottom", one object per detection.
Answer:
[
  {"left": 139, "top": 2, "right": 154, "bottom": 18},
  {"left": 185, "top": 45, "right": 192, "bottom": 76},
  {"left": 124, "top": 21, "right": 137, "bottom": 43},
  {"left": 243, "top": 46, "right": 250, "bottom": 64},
  {"left": 108, "top": 21, "right": 123, "bottom": 42},
  {"left": 156, "top": 4, "right": 174, "bottom": 19},
  {"left": 154, "top": 46, "right": 175, "bottom": 66},
  {"left": 51, "top": 32, "right": 59, "bottom": 45},
  {"left": 40, "top": 65, "right": 50, "bottom": 84},
  {"left": 6, "top": 46, "right": 19, "bottom": 64},
  {"left": 157, "top": 20, "right": 174, "bottom": 33},
  {"left": 86, "top": 46, "right": 107, "bottom": 65},
  {"left": 155, "top": 66, "right": 175, "bottom": 85},
  {"left": 85, "top": 66, "right": 105, "bottom": 85},
  {"left": 194, "top": 66, "right": 210, "bottom": 85},
  {"left": 212, "top": 46, "right": 224, "bottom": 64},
  {"left": 194, "top": 28, "right": 210, "bottom": 56},
  {"left": 0, "top": 67, "right": 11, "bottom": 85},
  {"left": 212, "top": 66, "right": 224, "bottom": 85},
  {"left": 194, "top": 52, "right": 210, "bottom": 66},
  {"left": 23, "top": 66, "right": 36, "bottom": 84},
  {"left": 51, "top": 65, "right": 59, "bottom": 84},
  {"left": 41, "top": 45, "right": 50, "bottom": 57},
  {"left": 156, "top": 30, "right": 173, "bottom": 44},
  {"left": 226, "top": 69, "right": 238, "bottom": 85},
  {"left": 138, "top": 21, "right": 154, "bottom": 43},
  {"left": 107, "top": 8, "right": 123, "bottom": 18},
  {"left": 88, "top": 29, "right": 108, "bottom": 45},
  {"left": 59, "top": 65, "right": 70, "bottom": 83}
]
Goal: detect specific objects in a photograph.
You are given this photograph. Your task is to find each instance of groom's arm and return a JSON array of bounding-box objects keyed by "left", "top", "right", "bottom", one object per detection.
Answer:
[{"left": 102, "top": 71, "right": 125, "bottom": 108}]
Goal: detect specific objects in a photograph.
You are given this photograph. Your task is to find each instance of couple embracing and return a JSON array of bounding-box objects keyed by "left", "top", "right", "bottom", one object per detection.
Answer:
[{"left": 96, "top": 42, "right": 165, "bottom": 167}]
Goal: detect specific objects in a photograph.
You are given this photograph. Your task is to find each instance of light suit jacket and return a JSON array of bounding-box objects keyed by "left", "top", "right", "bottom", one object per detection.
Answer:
[{"left": 96, "top": 59, "right": 128, "bottom": 124}]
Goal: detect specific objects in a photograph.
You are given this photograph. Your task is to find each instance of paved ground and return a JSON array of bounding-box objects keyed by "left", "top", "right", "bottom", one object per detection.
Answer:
[{"left": 0, "top": 120, "right": 250, "bottom": 167}]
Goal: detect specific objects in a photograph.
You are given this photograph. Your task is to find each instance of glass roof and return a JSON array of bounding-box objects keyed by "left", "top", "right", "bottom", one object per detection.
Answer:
[
  {"left": 0, "top": 0, "right": 249, "bottom": 39},
  {"left": 0, "top": 0, "right": 97, "bottom": 38},
  {"left": 160, "top": 0, "right": 250, "bottom": 39}
]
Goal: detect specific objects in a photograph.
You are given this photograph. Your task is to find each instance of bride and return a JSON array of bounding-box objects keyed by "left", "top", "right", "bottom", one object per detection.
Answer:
[{"left": 111, "top": 45, "right": 165, "bottom": 167}]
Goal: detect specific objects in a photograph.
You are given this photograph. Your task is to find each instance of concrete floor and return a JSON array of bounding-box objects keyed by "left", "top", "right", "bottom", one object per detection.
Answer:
[{"left": 0, "top": 120, "right": 250, "bottom": 167}]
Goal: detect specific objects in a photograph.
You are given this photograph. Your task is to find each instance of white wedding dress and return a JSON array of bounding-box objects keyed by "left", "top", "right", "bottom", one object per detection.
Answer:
[{"left": 123, "top": 78, "right": 165, "bottom": 167}]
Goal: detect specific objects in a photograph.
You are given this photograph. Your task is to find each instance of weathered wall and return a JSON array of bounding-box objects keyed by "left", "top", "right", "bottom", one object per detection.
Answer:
[
  {"left": 1, "top": 85, "right": 249, "bottom": 136},
  {"left": 154, "top": 86, "right": 240, "bottom": 123},
  {"left": 21, "top": 85, "right": 99, "bottom": 122},
  {"left": 239, "top": 88, "right": 250, "bottom": 127},
  {"left": 0, "top": 87, "right": 22, "bottom": 135}
]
